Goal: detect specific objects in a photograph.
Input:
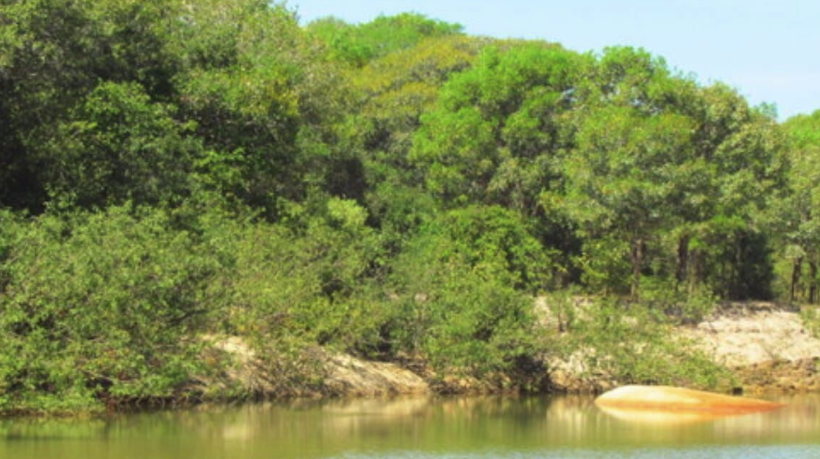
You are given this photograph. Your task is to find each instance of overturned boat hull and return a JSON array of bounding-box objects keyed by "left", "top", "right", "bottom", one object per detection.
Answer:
[{"left": 595, "top": 385, "right": 784, "bottom": 416}]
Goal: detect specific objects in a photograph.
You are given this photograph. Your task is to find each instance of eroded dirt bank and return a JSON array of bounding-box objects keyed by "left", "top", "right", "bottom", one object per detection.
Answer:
[
  {"left": 206, "top": 302, "right": 820, "bottom": 400},
  {"left": 684, "top": 303, "right": 820, "bottom": 367},
  {"left": 683, "top": 303, "right": 820, "bottom": 393},
  {"left": 545, "top": 302, "right": 820, "bottom": 394}
]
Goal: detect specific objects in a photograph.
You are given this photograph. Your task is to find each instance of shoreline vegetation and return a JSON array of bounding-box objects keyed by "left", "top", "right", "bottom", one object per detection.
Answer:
[
  {"left": 1, "top": 1, "right": 820, "bottom": 416},
  {"left": 2, "top": 297, "right": 818, "bottom": 417}
]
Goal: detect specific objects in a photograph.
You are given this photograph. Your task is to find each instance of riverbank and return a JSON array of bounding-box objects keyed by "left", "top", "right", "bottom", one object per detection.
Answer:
[
  {"left": 197, "top": 301, "right": 820, "bottom": 401},
  {"left": 686, "top": 303, "right": 820, "bottom": 394},
  {"left": 545, "top": 301, "right": 820, "bottom": 394},
  {"left": 3, "top": 301, "right": 818, "bottom": 417}
]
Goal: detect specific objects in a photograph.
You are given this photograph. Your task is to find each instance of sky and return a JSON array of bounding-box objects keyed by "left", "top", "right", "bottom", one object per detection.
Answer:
[{"left": 288, "top": 0, "right": 820, "bottom": 121}]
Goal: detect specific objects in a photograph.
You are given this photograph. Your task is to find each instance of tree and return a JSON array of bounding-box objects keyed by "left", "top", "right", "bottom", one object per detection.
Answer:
[
  {"left": 307, "top": 13, "right": 463, "bottom": 67},
  {"left": 565, "top": 105, "right": 696, "bottom": 296},
  {"left": 168, "top": 0, "right": 352, "bottom": 216},
  {"left": 777, "top": 111, "right": 820, "bottom": 303},
  {"left": 410, "top": 42, "right": 585, "bottom": 212},
  {"left": 564, "top": 47, "right": 784, "bottom": 299},
  {"left": 677, "top": 85, "right": 785, "bottom": 299},
  {"left": 0, "top": 0, "right": 182, "bottom": 211},
  {"left": 41, "top": 81, "right": 198, "bottom": 208},
  {"left": 353, "top": 35, "right": 485, "bottom": 159}
]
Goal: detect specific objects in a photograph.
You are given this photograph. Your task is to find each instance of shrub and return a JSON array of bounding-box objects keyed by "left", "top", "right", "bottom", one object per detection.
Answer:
[
  {"left": 638, "top": 277, "right": 717, "bottom": 324},
  {"left": 0, "top": 206, "right": 218, "bottom": 412},
  {"left": 388, "top": 227, "right": 544, "bottom": 385},
  {"left": 549, "top": 297, "right": 734, "bottom": 390},
  {"left": 200, "top": 198, "right": 389, "bottom": 358},
  {"left": 427, "top": 205, "right": 556, "bottom": 292}
]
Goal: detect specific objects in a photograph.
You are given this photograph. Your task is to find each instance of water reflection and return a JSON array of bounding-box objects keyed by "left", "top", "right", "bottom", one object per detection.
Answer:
[
  {"left": 0, "top": 394, "right": 818, "bottom": 459},
  {"left": 594, "top": 394, "right": 820, "bottom": 446}
]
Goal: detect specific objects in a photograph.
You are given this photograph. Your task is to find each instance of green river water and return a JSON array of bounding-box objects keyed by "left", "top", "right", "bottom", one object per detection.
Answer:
[{"left": 1, "top": 394, "right": 819, "bottom": 459}]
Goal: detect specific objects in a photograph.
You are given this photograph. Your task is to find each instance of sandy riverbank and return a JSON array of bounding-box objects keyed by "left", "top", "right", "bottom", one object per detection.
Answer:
[{"left": 205, "top": 302, "right": 820, "bottom": 399}]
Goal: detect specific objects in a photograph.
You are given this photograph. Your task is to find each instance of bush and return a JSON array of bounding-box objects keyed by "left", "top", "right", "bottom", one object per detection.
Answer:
[
  {"left": 638, "top": 278, "right": 717, "bottom": 324},
  {"left": 0, "top": 206, "right": 219, "bottom": 413},
  {"left": 575, "top": 236, "right": 632, "bottom": 295},
  {"left": 200, "top": 197, "right": 389, "bottom": 357},
  {"left": 388, "top": 227, "right": 543, "bottom": 385},
  {"left": 428, "top": 205, "right": 556, "bottom": 292},
  {"left": 549, "top": 297, "right": 734, "bottom": 390}
]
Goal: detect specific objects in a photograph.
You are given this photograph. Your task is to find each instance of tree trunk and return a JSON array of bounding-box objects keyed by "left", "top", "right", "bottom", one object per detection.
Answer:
[
  {"left": 688, "top": 249, "right": 701, "bottom": 295},
  {"left": 732, "top": 234, "right": 743, "bottom": 300},
  {"left": 810, "top": 258, "right": 818, "bottom": 305},
  {"left": 631, "top": 236, "right": 644, "bottom": 299},
  {"left": 791, "top": 257, "right": 804, "bottom": 303},
  {"left": 676, "top": 235, "right": 689, "bottom": 287}
]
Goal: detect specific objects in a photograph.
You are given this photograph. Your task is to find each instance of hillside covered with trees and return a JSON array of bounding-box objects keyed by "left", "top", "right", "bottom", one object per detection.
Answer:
[{"left": 1, "top": 0, "right": 819, "bottom": 414}]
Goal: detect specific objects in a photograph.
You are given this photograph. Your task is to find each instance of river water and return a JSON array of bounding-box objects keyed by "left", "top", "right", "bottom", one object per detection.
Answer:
[{"left": 1, "top": 394, "right": 819, "bottom": 459}]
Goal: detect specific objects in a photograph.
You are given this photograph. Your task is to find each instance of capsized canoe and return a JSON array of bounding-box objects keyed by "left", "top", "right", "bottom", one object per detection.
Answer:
[{"left": 595, "top": 385, "right": 784, "bottom": 415}]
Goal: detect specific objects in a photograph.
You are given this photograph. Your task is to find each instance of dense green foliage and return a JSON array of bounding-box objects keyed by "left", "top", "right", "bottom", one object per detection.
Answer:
[
  {"left": 0, "top": 0, "right": 816, "bottom": 413},
  {"left": 0, "top": 207, "right": 215, "bottom": 411},
  {"left": 775, "top": 112, "right": 820, "bottom": 303}
]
